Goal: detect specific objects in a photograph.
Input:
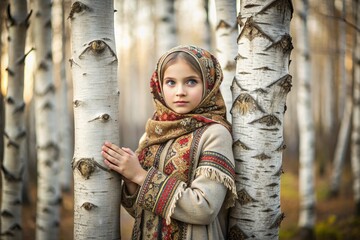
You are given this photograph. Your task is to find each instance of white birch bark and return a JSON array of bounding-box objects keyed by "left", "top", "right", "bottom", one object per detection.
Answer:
[
  {"left": 69, "top": 1, "right": 121, "bottom": 239},
  {"left": 214, "top": 0, "right": 237, "bottom": 122},
  {"left": 55, "top": 0, "right": 73, "bottom": 191},
  {"left": 1, "top": 1, "right": 30, "bottom": 238},
  {"left": 228, "top": 1, "right": 293, "bottom": 239},
  {"left": 322, "top": 0, "right": 336, "bottom": 136},
  {"left": 330, "top": 92, "right": 352, "bottom": 196},
  {"left": 296, "top": 0, "right": 316, "bottom": 232},
  {"left": 33, "top": 0, "right": 61, "bottom": 239},
  {"left": 351, "top": 0, "right": 360, "bottom": 216},
  {"left": 155, "top": 0, "right": 177, "bottom": 58}
]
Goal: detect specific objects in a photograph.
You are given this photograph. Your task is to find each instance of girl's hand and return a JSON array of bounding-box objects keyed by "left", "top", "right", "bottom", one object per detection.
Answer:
[{"left": 101, "top": 141, "right": 147, "bottom": 186}]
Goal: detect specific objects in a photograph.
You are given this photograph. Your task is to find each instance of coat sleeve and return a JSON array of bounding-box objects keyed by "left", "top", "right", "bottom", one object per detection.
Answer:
[{"left": 135, "top": 124, "right": 236, "bottom": 225}]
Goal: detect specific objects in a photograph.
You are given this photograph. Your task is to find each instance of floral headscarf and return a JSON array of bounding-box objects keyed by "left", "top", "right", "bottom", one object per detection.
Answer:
[{"left": 136, "top": 45, "right": 230, "bottom": 153}]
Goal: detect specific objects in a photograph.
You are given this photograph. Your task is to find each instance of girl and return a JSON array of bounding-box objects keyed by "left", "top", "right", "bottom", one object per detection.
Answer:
[{"left": 101, "top": 45, "right": 237, "bottom": 240}]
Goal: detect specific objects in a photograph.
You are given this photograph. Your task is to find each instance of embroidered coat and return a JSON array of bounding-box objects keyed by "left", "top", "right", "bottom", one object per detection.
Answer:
[{"left": 122, "top": 123, "right": 235, "bottom": 240}]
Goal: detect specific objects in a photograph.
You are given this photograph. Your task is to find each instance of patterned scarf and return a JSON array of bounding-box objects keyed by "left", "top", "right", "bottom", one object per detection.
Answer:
[{"left": 136, "top": 45, "right": 231, "bottom": 154}]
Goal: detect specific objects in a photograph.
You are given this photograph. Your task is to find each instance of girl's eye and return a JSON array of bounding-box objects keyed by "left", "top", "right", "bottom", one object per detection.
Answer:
[
  {"left": 165, "top": 80, "right": 175, "bottom": 86},
  {"left": 187, "top": 79, "right": 198, "bottom": 86}
]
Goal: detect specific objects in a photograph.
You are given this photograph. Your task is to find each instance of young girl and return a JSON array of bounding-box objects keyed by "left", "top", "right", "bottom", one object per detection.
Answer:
[{"left": 101, "top": 45, "right": 237, "bottom": 239}]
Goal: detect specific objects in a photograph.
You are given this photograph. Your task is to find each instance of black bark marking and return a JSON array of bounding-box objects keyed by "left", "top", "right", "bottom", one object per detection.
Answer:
[
  {"left": 233, "top": 139, "right": 252, "bottom": 150},
  {"left": 36, "top": 84, "right": 56, "bottom": 97},
  {"left": 16, "top": 48, "right": 34, "bottom": 65},
  {"left": 237, "top": 188, "right": 256, "bottom": 205},
  {"left": 216, "top": 19, "right": 231, "bottom": 30},
  {"left": 228, "top": 225, "right": 248, "bottom": 240},
  {"left": 265, "top": 34, "right": 293, "bottom": 54},
  {"left": 79, "top": 40, "right": 117, "bottom": 60},
  {"left": 276, "top": 142, "right": 287, "bottom": 152},
  {"left": 270, "top": 212, "right": 285, "bottom": 228},
  {"left": 88, "top": 113, "right": 111, "bottom": 123},
  {"left": 257, "top": 0, "right": 294, "bottom": 18},
  {"left": 249, "top": 115, "right": 281, "bottom": 127},
  {"left": 252, "top": 153, "right": 271, "bottom": 161},
  {"left": 81, "top": 202, "right": 97, "bottom": 211},
  {"left": 274, "top": 166, "right": 284, "bottom": 176},
  {"left": 68, "top": 1, "right": 91, "bottom": 19},
  {"left": 231, "top": 93, "right": 264, "bottom": 116},
  {"left": 1, "top": 165, "right": 23, "bottom": 182},
  {"left": 74, "top": 158, "right": 96, "bottom": 179},
  {"left": 238, "top": 17, "right": 273, "bottom": 43}
]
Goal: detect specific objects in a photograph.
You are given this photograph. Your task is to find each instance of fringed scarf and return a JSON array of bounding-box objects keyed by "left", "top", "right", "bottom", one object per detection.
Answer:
[{"left": 136, "top": 45, "right": 231, "bottom": 153}]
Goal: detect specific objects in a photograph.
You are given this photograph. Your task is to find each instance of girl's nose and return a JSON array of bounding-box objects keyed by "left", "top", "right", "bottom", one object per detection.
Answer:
[{"left": 176, "top": 85, "right": 186, "bottom": 96}]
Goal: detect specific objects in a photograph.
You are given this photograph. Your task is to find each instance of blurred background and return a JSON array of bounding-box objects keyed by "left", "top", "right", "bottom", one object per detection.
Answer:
[{"left": 0, "top": 0, "right": 359, "bottom": 239}]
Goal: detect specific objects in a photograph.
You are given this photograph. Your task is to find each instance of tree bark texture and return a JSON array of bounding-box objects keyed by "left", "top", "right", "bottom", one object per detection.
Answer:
[
  {"left": 155, "top": 0, "right": 177, "bottom": 58},
  {"left": 214, "top": 0, "right": 238, "bottom": 122},
  {"left": 1, "top": 1, "right": 30, "bottom": 239},
  {"left": 228, "top": 1, "right": 293, "bottom": 239},
  {"left": 295, "top": 0, "right": 316, "bottom": 230},
  {"left": 33, "top": 0, "right": 61, "bottom": 239},
  {"left": 69, "top": 1, "right": 121, "bottom": 239}
]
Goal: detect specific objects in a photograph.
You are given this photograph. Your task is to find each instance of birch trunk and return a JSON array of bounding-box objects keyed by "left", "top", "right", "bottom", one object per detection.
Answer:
[
  {"left": 56, "top": 0, "right": 73, "bottom": 191},
  {"left": 69, "top": 1, "right": 121, "bottom": 239},
  {"left": 228, "top": 1, "right": 293, "bottom": 239},
  {"left": 351, "top": 0, "right": 360, "bottom": 216},
  {"left": 1, "top": 1, "right": 30, "bottom": 239},
  {"left": 33, "top": 0, "right": 61, "bottom": 239},
  {"left": 338, "top": 0, "right": 347, "bottom": 119},
  {"left": 322, "top": 0, "right": 336, "bottom": 136},
  {"left": 330, "top": 92, "right": 352, "bottom": 196},
  {"left": 155, "top": 0, "right": 177, "bottom": 58},
  {"left": 214, "top": 0, "right": 238, "bottom": 122},
  {"left": 296, "top": 0, "right": 316, "bottom": 234}
]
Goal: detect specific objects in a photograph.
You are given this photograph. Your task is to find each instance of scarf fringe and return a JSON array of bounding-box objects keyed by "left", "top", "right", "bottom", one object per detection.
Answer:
[
  {"left": 195, "top": 167, "right": 237, "bottom": 209},
  {"left": 165, "top": 182, "right": 187, "bottom": 225}
]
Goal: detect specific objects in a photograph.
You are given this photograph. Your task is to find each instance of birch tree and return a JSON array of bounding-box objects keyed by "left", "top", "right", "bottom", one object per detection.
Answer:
[
  {"left": 1, "top": 1, "right": 30, "bottom": 239},
  {"left": 214, "top": 0, "right": 238, "bottom": 121},
  {"left": 322, "top": 0, "right": 336, "bottom": 137},
  {"left": 54, "top": 0, "right": 73, "bottom": 191},
  {"left": 296, "top": 0, "right": 316, "bottom": 237},
  {"left": 33, "top": 0, "right": 61, "bottom": 239},
  {"left": 155, "top": 0, "right": 177, "bottom": 58},
  {"left": 228, "top": 1, "right": 293, "bottom": 239},
  {"left": 69, "top": 1, "right": 121, "bottom": 239},
  {"left": 351, "top": 0, "right": 360, "bottom": 216}
]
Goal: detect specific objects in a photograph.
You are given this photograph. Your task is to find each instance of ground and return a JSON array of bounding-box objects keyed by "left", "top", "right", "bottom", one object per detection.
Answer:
[{"left": 13, "top": 160, "right": 360, "bottom": 239}]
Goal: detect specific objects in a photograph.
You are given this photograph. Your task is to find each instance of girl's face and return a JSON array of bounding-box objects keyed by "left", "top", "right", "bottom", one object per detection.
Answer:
[{"left": 162, "top": 58, "right": 203, "bottom": 114}]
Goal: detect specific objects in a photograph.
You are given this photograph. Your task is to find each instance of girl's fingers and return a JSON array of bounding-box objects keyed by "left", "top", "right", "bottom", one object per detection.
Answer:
[
  {"left": 102, "top": 150, "right": 119, "bottom": 165},
  {"left": 104, "top": 159, "right": 120, "bottom": 171},
  {"left": 121, "top": 147, "right": 134, "bottom": 155}
]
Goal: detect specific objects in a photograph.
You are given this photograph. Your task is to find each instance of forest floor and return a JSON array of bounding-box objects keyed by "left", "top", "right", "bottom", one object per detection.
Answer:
[{"left": 12, "top": 159, "right": 360, "bottom": 239}]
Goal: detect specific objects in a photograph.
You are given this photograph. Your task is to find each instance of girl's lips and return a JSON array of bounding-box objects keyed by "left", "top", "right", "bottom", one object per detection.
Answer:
[{"left": 174, "top": 101, "right": 188, "bottom": 106}]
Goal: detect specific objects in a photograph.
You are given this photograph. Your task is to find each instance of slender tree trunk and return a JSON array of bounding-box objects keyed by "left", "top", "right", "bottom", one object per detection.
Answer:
[
  {"left": 56, "top": 0, "right": 72, "bottom": 191},
  {"left": 202, "top": 0, "right": 212, "bottom": 50},
  {"left": 214, "top": 0, "right": 238, "bottom": 122},
  {"left": 330, "top": 91, "right": 352, "bottom": 197},
  {"left": 351, "top": 0, "right": 360, "bottom": 216},
  {"left": 155, "top": 0, "right": 177, "bottom": 58},
  {"left": 322, "top": 0, "right": 336, "bottom": 137},
  {"left": 33, "top": 0, "right": 61, "bottom": 239},
  {"left": 296, "top": 0, "right": 316, "bottom": 237},
  {"left": 69, "top": 1, "right": 121, "bottom": 239},
  {"left": 1, "top": 1, "right": 30, "bottom": 239},
  {"left": 0, "top": 0, "right": 8, "bottom": 167},
  {"left": 338, "top": 0, "right": 347, "bottom": 119},
  {"left": 228, "top": 1, "right": 293, "bottom": 239}
]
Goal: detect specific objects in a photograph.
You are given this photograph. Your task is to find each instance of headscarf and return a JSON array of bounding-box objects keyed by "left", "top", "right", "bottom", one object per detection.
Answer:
[{"left": 136, "top": 45, "right": 231, "bottom": 153}]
